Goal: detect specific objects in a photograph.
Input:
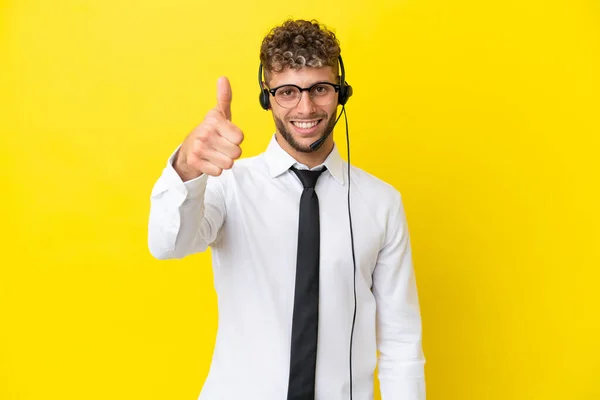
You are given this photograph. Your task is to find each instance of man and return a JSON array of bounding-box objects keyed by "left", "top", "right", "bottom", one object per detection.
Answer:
[{"left": 148, "top": 19, "right": 426, "bottom": 400}]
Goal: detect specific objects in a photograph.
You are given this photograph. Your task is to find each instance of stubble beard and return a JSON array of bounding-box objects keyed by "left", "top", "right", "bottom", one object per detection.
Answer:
[{"left": 274, "top": 112, "right": 337, "bottom": 153}]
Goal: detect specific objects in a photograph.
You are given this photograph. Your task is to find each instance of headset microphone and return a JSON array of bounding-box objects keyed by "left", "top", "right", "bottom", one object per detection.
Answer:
[
  {"left": 309, "top": 105, "right": 346, "bottom": 151},
  {"left": 309, "top": 134, "right": 327, "bottom": 151}
]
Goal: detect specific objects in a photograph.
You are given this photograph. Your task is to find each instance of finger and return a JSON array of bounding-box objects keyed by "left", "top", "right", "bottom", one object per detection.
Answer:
[
  {"left": 202, "top": 148, "right": 234, "bottom": 171},
  {"left": 188, "top": 157, "right": 223, "bottom": 177},
  {"left": 211, "top": 134, "right": 242, "bottom": 160},
  {"left": 216, "top": 76, "right": 232, "bottom": 121},
  {"left": 214, "top": 118, "right": 244, "bottom": 146}
]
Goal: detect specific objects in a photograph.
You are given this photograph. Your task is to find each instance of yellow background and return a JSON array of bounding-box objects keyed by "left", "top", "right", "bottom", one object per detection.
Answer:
[{"left": 1, "top": 0, "right": 599, "bottom": 399}]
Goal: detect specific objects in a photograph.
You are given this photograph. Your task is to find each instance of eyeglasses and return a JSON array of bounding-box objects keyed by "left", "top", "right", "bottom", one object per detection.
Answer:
[{"left": 267, "top": 82, "right": 340, "bottom": 108}]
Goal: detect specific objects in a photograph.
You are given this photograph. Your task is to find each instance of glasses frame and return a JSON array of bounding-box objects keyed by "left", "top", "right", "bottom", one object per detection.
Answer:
[{"left": 267, "top": 81, "right": 341, "bottom": 108}]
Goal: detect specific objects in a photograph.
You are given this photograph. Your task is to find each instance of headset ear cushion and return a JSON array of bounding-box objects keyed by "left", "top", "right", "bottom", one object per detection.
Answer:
[
  {"left": 259, "top": 89, "right": 270, "bottom": 110},
  {"left": 345, "top": 84, "right": 353, "bottom": 101},
  {"left": 339, "top": 83, "right": 352, "bottom": 105}
]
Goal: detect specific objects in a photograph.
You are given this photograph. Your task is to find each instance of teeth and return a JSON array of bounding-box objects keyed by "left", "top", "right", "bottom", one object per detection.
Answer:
[{"left": 293, "top": 121, "right": 318, "bottom": 129}]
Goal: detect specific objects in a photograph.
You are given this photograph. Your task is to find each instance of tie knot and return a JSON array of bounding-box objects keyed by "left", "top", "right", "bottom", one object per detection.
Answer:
[{"left": 290, "top": 166, "right": 326, "bottom": 189}]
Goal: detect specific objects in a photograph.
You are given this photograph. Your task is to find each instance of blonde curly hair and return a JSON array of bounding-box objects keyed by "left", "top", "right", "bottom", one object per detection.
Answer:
[{"left": 260, "top": 19, "right": 341, "bottom": 80}]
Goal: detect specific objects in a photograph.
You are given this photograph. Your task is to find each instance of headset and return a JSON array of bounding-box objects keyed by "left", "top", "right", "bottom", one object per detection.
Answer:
[{"left": 258, "top": 55, "right": 358, "bottom": 400}]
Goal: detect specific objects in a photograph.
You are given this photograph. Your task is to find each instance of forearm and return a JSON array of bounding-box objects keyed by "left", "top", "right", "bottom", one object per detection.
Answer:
[{"left": 147, "top": 148, "right": 225, "bottom": 259}]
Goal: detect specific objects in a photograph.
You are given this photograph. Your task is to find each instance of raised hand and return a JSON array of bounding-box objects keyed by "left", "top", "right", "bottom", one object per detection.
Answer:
[{"left": 174, "top": 76, "right": 244, "bottom": 180}]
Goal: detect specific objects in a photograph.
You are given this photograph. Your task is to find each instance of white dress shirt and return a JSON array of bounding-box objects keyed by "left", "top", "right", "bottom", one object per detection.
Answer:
[{"left": 148, "top": 134, "right": 426, "bottom": 400}]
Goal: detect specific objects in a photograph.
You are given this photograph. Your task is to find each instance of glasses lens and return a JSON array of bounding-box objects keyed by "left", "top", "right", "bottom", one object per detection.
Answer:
[
  {"left": 310, "top": 83, "right": 336, "bottom": 105},
  {"left": 274, "top": 86, "right": 301, "bottom": 108}
]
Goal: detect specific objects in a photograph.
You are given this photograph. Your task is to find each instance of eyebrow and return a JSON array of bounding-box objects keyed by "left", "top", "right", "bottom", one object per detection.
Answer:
[{"left": 270, "top": 81, "right": 336, "bottom": 89}]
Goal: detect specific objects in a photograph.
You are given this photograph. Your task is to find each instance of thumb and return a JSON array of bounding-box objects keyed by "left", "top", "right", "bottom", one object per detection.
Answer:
[{"left": 216, "top": 76, "right": 232, "bottom": 120}]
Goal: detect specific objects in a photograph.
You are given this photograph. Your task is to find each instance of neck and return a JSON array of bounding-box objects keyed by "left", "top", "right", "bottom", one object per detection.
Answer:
[{"left": 275, "top": 133, "right": 334, "bottom": 169}]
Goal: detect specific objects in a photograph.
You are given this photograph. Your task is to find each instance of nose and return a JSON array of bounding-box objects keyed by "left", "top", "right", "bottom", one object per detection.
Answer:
[{"left": 295, "top": 90, "right": 317, "bottom": 114}]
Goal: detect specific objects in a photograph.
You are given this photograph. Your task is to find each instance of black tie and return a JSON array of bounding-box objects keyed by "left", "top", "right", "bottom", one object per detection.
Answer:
[{"left": 287, "top": 166, "right": 326, "bottom": 400}]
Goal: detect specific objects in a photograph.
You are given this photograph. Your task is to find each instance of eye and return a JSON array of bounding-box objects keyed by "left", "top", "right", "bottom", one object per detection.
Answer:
[
  {"left": 276, "top": 87, "right": 298, "bottom": 98},
  {"left": 312, "top": 84, "right": 331, "bottom": 95}
]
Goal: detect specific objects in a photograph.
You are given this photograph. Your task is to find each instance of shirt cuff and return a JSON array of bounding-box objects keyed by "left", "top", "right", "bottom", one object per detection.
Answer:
[
  {"left": 167, "top": 145, "right": 209, "bottom": 198},
  {"left": 151, "top": 145, "right": 209, "bottom": 200},
  {"left": 379, "top": 377, "right": 426, "bottom": 400}
]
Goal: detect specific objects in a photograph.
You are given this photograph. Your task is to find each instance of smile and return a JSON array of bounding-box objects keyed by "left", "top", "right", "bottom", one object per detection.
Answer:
[{"left": 291, "top": 120, "right": 321, "bottom": 129}]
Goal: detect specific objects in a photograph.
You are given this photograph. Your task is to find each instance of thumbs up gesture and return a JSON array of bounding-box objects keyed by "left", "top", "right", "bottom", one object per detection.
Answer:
[{"left": 174, "top": 77, "right": 244, "bottom": 180}]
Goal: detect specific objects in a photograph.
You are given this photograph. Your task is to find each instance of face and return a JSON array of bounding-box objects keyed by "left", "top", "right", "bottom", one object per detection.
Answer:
[{"left": 267, "top": 66, "right": 339, "bottom": 154}]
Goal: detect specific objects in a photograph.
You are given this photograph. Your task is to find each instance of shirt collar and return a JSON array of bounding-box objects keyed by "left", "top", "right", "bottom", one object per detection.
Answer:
[{"left": 263, "top": 134, "right": 345, "bottom": 185}]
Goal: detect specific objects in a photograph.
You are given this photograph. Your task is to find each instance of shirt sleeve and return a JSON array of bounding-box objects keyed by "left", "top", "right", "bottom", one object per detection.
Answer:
[
  {"left": 372, "top": 191, "right": 426, "bottom": 399},
  {"left": 147, "top": 145, "right": 227, "bottom": 259}
]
